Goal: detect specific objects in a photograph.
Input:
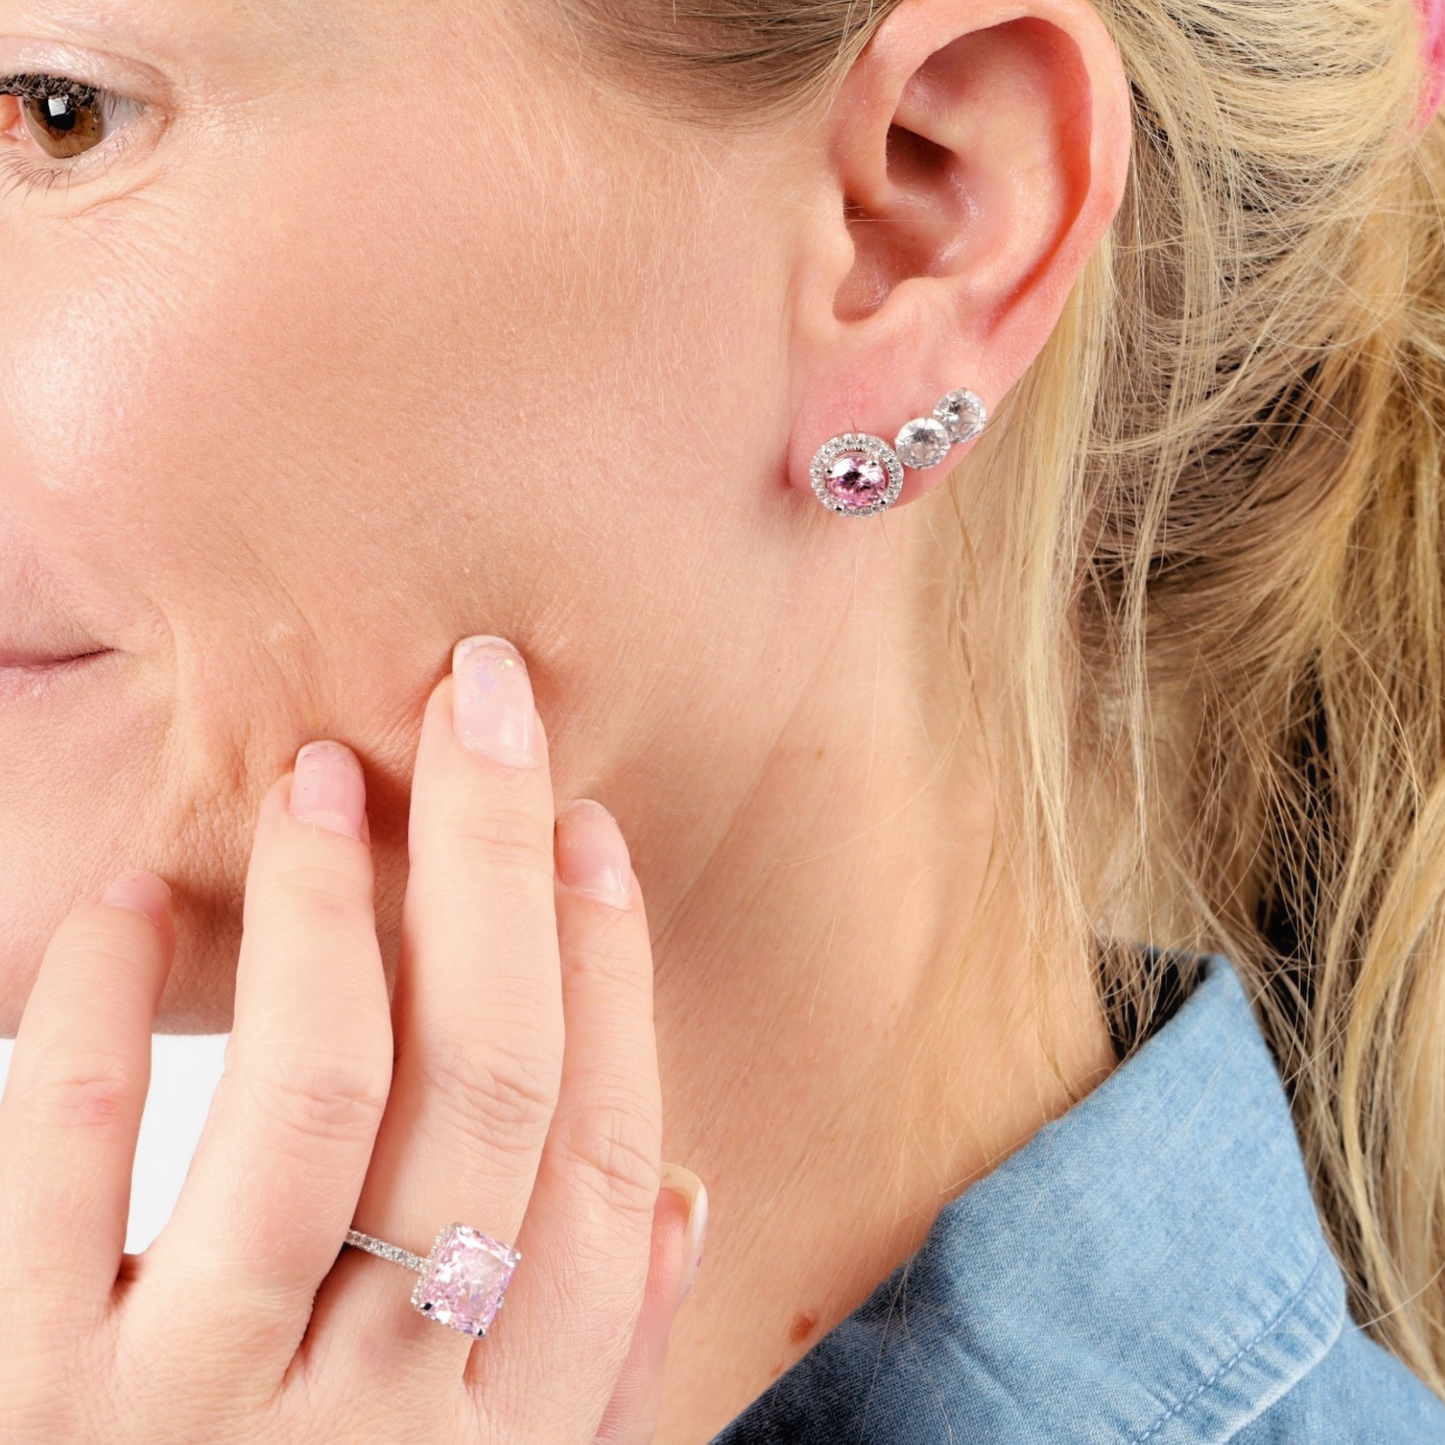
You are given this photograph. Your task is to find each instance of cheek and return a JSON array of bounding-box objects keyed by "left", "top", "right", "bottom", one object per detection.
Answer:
[
  {"left": 1, "top": 136, "right": 571, "bottom": 590},
  {"left": 0, "top": 67, "right": 791, "bottom": 1030},
  {"left": 4, "top": 75, "right": 779, "bottom": 657},
  {"left": 1, "top": 177, "right": 449, "bottom": 683},
  {"left": 0, "top": 223, "right": 183, "bottom": 540}
]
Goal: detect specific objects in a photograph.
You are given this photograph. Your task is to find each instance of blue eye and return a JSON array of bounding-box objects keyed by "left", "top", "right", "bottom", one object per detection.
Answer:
[{"left": 0, "top": 71, "right": 143, "bottom": 164}]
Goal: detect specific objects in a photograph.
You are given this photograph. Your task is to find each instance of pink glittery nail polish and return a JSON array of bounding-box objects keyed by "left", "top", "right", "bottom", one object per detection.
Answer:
[{"left": 452, "top": 635, "right": 537, "bottom": 766}]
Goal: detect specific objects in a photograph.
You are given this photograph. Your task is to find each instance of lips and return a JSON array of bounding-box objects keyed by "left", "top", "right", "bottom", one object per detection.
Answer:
[
  {"left": 0, "top": 526, "right": 122, "bottom": 681},
  {"left": 0, "top": 532, "right": 112, "bottom": 671},
  {"left": 0, "top": 648, "right": 112, "bottom": 707},
  {"left": 0, "top": 648, "right": 104, "bottom": 669}
]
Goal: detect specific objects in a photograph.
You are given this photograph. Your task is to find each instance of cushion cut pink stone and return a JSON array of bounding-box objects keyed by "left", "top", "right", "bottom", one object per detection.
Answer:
[
  {"left": 824, "top": 450, "right": 889, "bottom": 511},
  {"left": 413, "top": 1224, "right": 519, "bottom": 1336}
]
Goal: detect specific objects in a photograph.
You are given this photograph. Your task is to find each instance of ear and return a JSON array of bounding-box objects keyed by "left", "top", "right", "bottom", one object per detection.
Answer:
[{"left": 787, "top": 0, "right": 1132, "bottom": 514}]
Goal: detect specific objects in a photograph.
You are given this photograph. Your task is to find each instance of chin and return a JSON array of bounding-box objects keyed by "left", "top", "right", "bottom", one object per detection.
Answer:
[
  {"left": 0, "top": 890, "right": 63, "bottom": 1038},
  {"left": 147, "top": 886, "right": 245, "bottom": 1035},
  {"left": 0, "top": 849, "right": 240, "bottom": 1039}
]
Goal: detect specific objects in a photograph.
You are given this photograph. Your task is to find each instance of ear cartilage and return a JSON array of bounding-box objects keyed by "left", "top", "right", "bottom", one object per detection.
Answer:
[{"left": 808, "top": 386, "right": 988, "bottom": 518}]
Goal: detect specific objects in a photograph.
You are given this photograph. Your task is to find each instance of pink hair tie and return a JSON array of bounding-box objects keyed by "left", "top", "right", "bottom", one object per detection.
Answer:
[{"left": 1412, "top": 0, "right": 1445, "bottom": 132}]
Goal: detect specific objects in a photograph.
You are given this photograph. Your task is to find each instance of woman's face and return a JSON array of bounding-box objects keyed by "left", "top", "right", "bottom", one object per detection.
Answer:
[{"left": 0, "top": 0, "right": 802, "bottom": 1029}]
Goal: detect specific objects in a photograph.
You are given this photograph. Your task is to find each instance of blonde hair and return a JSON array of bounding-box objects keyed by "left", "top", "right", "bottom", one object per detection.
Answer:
[{"left": 551, "top": 0, "right": 1445, "bottom": 1396}]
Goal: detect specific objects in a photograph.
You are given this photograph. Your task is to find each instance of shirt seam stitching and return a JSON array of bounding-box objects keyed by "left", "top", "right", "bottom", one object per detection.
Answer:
[{"left": 1126, "top": 1247, "right": 1331, "bottom": 1444}]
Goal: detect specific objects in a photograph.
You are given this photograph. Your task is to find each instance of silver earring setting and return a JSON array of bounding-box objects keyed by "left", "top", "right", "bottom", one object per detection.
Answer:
[{"left": 809, "top": 386, "right": 988, "bottom": 518}]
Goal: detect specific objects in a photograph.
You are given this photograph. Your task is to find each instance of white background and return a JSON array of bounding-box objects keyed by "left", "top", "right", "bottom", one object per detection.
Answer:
[{"left": 0, "top": 1033, "right": 229, "bottom": 1253}]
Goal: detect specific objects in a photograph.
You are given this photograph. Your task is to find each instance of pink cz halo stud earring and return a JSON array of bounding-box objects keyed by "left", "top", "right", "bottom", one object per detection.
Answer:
[{"left": 809, "top": 385, "right": 989, "bottom": 518}]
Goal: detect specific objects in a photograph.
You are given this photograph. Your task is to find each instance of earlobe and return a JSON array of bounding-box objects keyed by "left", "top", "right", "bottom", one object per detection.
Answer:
[{"left": 788, "top": 0, "right": 1131, "bottom": 517}]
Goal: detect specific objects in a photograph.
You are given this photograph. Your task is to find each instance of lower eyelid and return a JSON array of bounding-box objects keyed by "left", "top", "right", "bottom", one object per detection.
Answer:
[{"left": 0, "top": 137, "right": 131, "bottom": 202}]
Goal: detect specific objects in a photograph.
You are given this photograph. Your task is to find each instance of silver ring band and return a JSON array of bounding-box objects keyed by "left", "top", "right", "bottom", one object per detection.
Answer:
[{"left": 344, "top": 1228, "right": 428, "bottom": 1274}]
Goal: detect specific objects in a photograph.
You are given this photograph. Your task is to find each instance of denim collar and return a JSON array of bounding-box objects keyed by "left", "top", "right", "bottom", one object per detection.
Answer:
[{"left": 710, "top": 953, "right": 1346, "bottom": 1443}]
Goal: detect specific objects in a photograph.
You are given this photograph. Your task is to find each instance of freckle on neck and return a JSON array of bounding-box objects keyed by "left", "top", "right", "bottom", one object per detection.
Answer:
[
  {"left": 767, "top": 1308, "right": 823, "bottom": 1377},
  {"left": 788, "top": 1308, "right": 820, "bottom": 1345}
]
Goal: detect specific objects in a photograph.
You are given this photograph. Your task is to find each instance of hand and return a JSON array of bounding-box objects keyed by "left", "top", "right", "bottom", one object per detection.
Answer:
[{"left": 0, "top": 634, "right": 705, "bottom": 1443}]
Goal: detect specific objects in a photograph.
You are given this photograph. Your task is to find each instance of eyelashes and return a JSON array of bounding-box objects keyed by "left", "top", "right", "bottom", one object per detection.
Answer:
[
  {"left": 0, "top": 70, "right": 148, "bottom": 199},
  {"left": 0, "top": 70, "right": 103, "bottom": 108}
]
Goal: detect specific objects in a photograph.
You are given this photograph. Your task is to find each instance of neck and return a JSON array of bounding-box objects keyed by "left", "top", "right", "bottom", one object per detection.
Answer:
[{"left": 555, "top": 521, "right": 1118, "bottom": 1436}]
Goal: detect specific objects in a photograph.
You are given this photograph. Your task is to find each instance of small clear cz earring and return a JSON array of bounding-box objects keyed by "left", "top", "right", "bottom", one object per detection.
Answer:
[{"left": 809, "top": 386, "right": 988, "bottom": 518}]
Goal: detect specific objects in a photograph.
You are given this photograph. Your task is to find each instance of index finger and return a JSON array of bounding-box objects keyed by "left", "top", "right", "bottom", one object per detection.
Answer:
[{"left": 127, "top": 741, "right": 392, "bottom": 1373}]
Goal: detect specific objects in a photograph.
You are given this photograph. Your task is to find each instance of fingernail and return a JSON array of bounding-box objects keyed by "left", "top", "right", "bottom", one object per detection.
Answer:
[
  {"left": 555, "top": 799, "right": 633, "bottom": 909},
  {"left": 452, "top": 636, "right": 538, "bottom": 767},
  {"left": 99, "top": 870, "right": 171, "bottom": 928},
  {"left": 660, "top": 1162, "right": 708, "bottom": 1309},
  {"left": 289, "top": 740, "right": 365, "bottom": 840}
]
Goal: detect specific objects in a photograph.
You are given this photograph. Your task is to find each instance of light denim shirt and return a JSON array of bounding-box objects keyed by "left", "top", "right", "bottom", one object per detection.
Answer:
[{"left": 710, "top": 952, "right": 1445, "bottom": 1442}]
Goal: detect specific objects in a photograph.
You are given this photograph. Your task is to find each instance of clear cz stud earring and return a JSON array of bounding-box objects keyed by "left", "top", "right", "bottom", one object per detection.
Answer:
[{"left": 809, "top": 386, "right": 988, "bottom": 518}]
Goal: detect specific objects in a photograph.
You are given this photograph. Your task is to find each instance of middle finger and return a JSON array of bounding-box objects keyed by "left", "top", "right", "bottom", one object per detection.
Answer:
[{"left": 310, "top": 635, "right": 562, "bottom": 1385}]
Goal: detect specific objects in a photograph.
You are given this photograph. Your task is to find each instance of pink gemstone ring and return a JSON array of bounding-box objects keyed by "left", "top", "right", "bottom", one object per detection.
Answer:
[{"left": 344, "top": 1223, "right": 522, "bottom": 1337}]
